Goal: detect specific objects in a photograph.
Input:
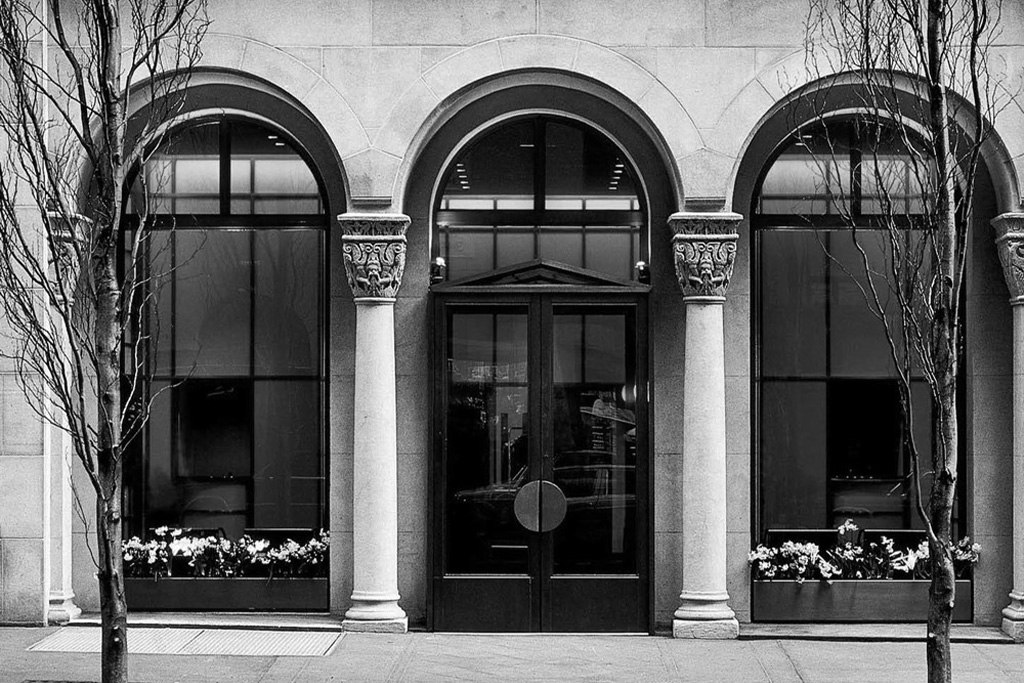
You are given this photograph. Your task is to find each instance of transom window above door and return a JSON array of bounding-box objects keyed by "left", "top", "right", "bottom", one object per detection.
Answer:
[{"left": 435, "top": 117, "right": 646, "bottom": 282}]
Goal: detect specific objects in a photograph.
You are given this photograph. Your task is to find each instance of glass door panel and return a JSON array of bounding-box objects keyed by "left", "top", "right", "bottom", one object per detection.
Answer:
[
  {"left": 549, "top": 309, "right": 637, "bottom": 574},
  {"left": 445, "top": 309, "right": 531, "bottom": 574},
  {"left": 435, "top": 295, "right": 646, "bottom": 632}
]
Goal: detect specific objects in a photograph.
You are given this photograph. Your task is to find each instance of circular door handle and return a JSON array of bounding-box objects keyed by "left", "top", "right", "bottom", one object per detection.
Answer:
[{"left": 513, "top": 480, "right": 567, "bottom": 533}]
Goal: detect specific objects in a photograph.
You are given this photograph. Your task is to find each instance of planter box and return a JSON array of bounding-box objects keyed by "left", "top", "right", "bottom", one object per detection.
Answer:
[
  {"left": 125, "top": 577, "right": 328, "bottom": 612},
  {"left": 753, "top": 580, "right": 972, "bottom": 622}
]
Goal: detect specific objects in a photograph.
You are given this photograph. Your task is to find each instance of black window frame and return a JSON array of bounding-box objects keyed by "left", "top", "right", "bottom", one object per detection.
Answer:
[
  {"left": 434, "top": 115, "right": 647, "bottom": 282},
  {"left": 751, "top": 119, "right": 967, "bottom": 544},
  {"left": 121, "top": 115, "right": 330, "bottom": 541}
]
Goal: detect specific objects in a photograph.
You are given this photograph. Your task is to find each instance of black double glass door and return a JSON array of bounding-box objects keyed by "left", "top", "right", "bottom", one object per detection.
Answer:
[{"left": 432, "top": 294, "right": 649, "bottom": 632}]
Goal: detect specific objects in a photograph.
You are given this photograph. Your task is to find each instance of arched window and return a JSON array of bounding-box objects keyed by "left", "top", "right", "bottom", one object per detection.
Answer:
[
  {"left": 753, "top": 120, "right": 963, "bottom": 541},
  {"left": 434, "top": 116, "right": 645, "bottom": 282},
  {"left": 123, "top": 118, "right": 326, "bottom": 541}
]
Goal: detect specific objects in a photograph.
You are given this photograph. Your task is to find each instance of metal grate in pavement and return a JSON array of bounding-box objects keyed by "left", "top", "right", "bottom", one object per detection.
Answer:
[
  {"left": 28, "top": 627, "right": 200, "bottom": 654},
  {"left": 180, "top": 628, "right": 340, "bottom": 656},
  {"left": 28, "top": 628, "right": 341, "bottom": 657}
]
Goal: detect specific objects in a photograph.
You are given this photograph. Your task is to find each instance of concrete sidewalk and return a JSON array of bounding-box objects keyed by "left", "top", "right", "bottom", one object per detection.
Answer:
[{"left": 3, "top": 626, "right": 1023, "bottom": 683}]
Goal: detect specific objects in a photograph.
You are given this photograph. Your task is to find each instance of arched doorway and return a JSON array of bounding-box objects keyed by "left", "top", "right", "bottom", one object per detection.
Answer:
[{"left": 425, "top": 112, "right": 655, "bottom": 632}]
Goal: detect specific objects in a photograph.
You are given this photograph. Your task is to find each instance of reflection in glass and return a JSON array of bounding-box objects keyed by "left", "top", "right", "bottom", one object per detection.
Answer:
[
  {"left": 446, "top": 310, "right": 530, "bottom": 573},
  {"left": 551, "top": 310, "right": 636, "bottom": 574}
]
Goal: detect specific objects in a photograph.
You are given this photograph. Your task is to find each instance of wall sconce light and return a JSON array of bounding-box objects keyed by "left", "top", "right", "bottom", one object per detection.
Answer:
[
  {"left": 634, "top": 260, "right": 650, "bottom": 284},
  {"left": 430, "top": 256, "right": 447, "bottom": 284}
]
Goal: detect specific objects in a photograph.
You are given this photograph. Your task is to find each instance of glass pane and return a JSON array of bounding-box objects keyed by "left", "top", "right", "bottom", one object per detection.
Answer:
[
  {"left": 253, "top": 380, "right": 322, "bottom": 529},
  {"left": 142, "top": 381, "right": 175, "bottom": 530},
  {"left": 495, "top": 230, "right": 534, "bottom": 269},
  {"left": 446, "top": 198, "right": 494, "bottom": 210},
  {"left": 146, "top": 231, "right": 174, "bottom": 375},
  {"left": 759, "top": 231, "right": 827, "bottom": 377},
  {"left": 174, "top": 379, "right": 251, "bottom": 538},
  {"left": 446, "top": 309, "right": 530, "bottom": 573},
  {"left": 495, "top": 197, "right": 533, "bottom": 210},
  {"left": 143, "top": 158, "right": 175, "bottom": 197},
  {"left": 552, "top": 309, "right": 636, "bottom": 574},
  {"left": 861, "top": 156, "right": 910, "bottom": 215},
  {"left": 827, "top": 379, "right": 912, "bottom": 529},
  {"left": 538, "top": 227, "right": 582, "bottom": 268},
  {"left": 174, "top": 159, "right": 220, "bottom": 194},
  {"left": 230, "top": 198, "right": 253, "bottom": 215},
  {"left": 254, "top": 198, "right": 320, "bottom": 214},
  {"left": 254, "top": 230, "right": 320, "bottom": 375},
  {"left": 174, "top": 230, "right": 252, "bottom": 376},
  {"left": 553, "top": 314, "right": 582, "bottom": 384},
  {"left": 584, "top": 315, "right": 626, "bottom": 384},
  {"left": 253, "top": 158, "right": 318, "bottom": 195},
  {"left": 585, "top": 198, "right": 634, "bottom": 210},
  {"left": 544, "top": 121, "right": 639, "bottom": 209},
  {"left": 829, "top": 231, "right": 898, "bottom": 377},
  {"left": 446, "top": 229, "right": 494, "bottom": 280},
  {"left": 230, "top": 122, "right": 322, "bottom": 216},
  {"left": 442, "top": 121, "right": 534, "bottom": 205},
  {"left": 172, "top": 198, "right": 220, "bottom": 215},
  {"left": 585, "top": 230, "right": 632, "bottom": 281},
  {"left": 494, "top": 314, "right": 528, "bottom": 382},
  {"left": 136, "top": 123, "right": 220, "bottom": 211},
  {"left": 759, "top": 156, "right": 833, "bottom": 215},
  {"left": 760, "top": 381, "right": 828, "bottom": 531},
  {"left": 230, "top": 159, "right": 251, "bottom": 194}
]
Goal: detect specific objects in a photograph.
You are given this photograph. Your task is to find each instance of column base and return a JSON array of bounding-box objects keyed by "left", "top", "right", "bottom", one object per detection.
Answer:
[
  {"left": 47, "top": 593, "right": 81, "bottom": 625},
  {"left": 1001, "top": 592, "right": 1024, "bottom": 642},
  {"left": 673, "top": 591, "right": 737, "bottom": 639},
  {"left": 342, "top": 617, "right": 408, "bottom": 634},
  {"left": 672, "top": 617, "right": 739, "bottom": 639},
  {"left": 345, "top": 596, "right": 407, "bottom": 628}
]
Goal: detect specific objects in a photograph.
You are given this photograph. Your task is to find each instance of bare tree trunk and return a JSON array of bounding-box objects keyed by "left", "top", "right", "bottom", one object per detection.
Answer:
[
  {"left": 925, "top": 0, "right": 959, "bottom": 680},
  {"left": 96, "top": 251, "right": 127, "bottom": 683}
]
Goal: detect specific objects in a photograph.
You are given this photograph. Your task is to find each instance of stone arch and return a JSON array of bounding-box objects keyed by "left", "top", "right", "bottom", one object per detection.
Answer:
[
  {"left": 186, "top": 34, "right": 371, "bottom": 199},
  {"left": 728, "top": 68, "right": 1022, "bottom": 214},
  {"left": 123, "top": 67, "right": 350, "bottom": 221},
  {"left": 383, "top": 35, "right": 697, "bottom": 210}
]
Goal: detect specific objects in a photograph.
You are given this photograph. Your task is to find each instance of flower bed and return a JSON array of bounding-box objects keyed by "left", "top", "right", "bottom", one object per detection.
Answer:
[
  {"left": 122, "top": 528, "right": 330, "bottom": 611},
  {"left": 123, "top": 527, "right": 329, "bottom": 579},
  {"left": 749, "top": 521, "right": 979, "bottom": 622}
]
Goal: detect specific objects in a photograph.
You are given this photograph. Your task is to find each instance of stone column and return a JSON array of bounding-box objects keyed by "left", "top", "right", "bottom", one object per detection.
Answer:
[
  {"left": 994, "top": 213, "right": 1024, "bottom": 642},
  {"left": 669, "top": 212, "right": 741, "bottom": 639},
  {"left": 338, "top": 213, "right": 409, "bottom": 633}
]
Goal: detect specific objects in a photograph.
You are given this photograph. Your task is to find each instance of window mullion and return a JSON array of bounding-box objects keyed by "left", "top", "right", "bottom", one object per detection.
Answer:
[{"left": 220, "top": 119, "right": 231, "bottom": 216}]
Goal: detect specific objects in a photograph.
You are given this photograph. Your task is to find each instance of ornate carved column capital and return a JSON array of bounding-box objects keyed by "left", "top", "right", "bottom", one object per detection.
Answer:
[
  {"left": 992, "top": 213, "right": 1024, "bottom": 305},
  {"left": 338, "top": 212, "right": 410, "bottom": 301},
  {"left": 668, "top": 212, "right": 742, "bottom": 301}
]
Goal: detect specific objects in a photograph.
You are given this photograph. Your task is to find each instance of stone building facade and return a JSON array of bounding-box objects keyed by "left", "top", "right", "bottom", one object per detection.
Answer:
[{"left": 1, "top": 0, "right": 1024, "bottom": 639}]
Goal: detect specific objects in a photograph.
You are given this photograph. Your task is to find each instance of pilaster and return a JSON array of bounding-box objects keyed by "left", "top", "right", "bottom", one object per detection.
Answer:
[{"left": 668, "top": 211, "right": 741, "bottom": 639}]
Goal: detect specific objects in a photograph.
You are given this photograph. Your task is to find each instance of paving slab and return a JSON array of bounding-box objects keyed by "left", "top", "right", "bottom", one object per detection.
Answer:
[{"left": 3, "top": 627, "right": 1022, "bottom": 683}]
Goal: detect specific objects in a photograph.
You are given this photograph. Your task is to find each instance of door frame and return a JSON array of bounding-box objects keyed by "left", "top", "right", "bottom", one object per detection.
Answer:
[{"left": 427, "top": 284, "right": 652, "bottom": 633}]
